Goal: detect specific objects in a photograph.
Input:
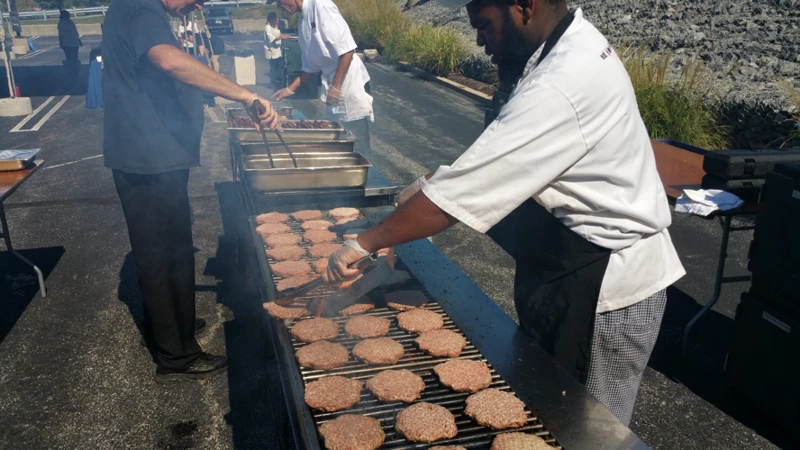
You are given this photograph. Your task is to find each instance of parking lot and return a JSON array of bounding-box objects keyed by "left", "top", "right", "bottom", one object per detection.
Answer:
[{"left": 0, "top": 31, "right": 793, "bottom": 449}]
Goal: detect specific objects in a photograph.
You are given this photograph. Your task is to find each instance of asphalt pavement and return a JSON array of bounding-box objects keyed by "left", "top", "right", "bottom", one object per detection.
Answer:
[{"left": 0, "top": 32, "right": 795, "bottom": 450}]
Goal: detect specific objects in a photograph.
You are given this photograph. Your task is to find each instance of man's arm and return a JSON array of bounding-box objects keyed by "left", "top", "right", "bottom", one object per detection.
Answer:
[
  {"left": 331, "top": 50, "right": 354, "bottom": 90},
  {"left": 272, "top": 71, "right": 315, "bottom": 101}
]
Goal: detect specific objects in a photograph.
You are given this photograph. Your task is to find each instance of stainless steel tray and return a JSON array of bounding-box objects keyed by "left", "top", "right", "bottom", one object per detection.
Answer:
[
  {"left": 242, "top": 153, "right": 371, "bottom": 191},
  {"left": 0, "top": 149, "right": 39, "bottom": 171},
  {"left": 237, "top": 131, "right": 355, "bottom": 155}
]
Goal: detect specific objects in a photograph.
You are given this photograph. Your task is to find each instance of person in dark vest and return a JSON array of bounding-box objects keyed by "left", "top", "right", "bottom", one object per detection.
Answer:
[
  {"left": 322, "top": 0, "right": 685, "bottom": 426},
  {"left": 58, "top": 10, "right": 82, "bottom": 72}
]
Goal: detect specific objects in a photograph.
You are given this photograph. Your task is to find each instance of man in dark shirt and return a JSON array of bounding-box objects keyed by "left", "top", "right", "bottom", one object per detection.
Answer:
[{"left": 102, "top": 0, "right": 279, "bottom": 383}]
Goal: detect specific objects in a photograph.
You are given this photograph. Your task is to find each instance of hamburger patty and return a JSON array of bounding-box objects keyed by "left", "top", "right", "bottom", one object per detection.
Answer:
[
  {"left": 395, "top": 402, "right": 458, "bottom": 443},
  {"left": 342, "top": 228, "right": 365, "bottom": 241},
  {"left": 276, "top": 276, "right": 315, "bottom": 292},
  {"left": 345, "top": 315, "right": 390, "bottom": 338},
  {"left": 270, "top": 260, "right": 311, "bottom": 278},
  {"left": 313, "top": 258, "right": 328, "bottom": 274},
  {"left": 352, "top": 337, "right": 405, "bottom": 365},
  {"left": 266, "top": 246, "right": 306, "bottom": 261},
  {"left": 263, "top": 302, "right": 308, "bottom": 320},
  {"left": 256, "top": 212, "right": 289, "bottom": 224},
  {"left": 291, "top": 209, "right": 323, "bottom": 221},
  {"left": 491, "top": 433, "right": 552, "bottom": 450},
  {"left": 301, "top": 220, "right": 334, "bottom": 231},
  {"left": 295, "top": 341, "right": 349, "bottom": 369},
  {"left": 385, "top": 290, "right": 429, "bottom": 311},
  {"left": 464, "top": 388, "right": 528, "bottom": 430},
  {"left": 264, "top": 233, "right": 302, "bottom": 248},
  {"left": 433, "top": 359, "right": 492, "bottom": 393},
  {"left": 256, "top": 223, "right": 291, "bottom": 236},
  {"left": 319, "top": 414, "right": 385, "bottom": 450},
  {"left": 328, "top": 207, "right": 360, "bottom": 219},
  {"left": 291, "top": 317, "right": 340, "bottom": 342},
  {"left": 397, "top": 309, "right": 444, "bottom": 333},
  {"left": 304, "top": 376, "right": 362, "bottom": 412},
  {"left": 415, "top": 329, "right": 467, "bottom": 357},
  {"left": 309, "top": 243, "right": 341, "bottom": 258},
  {"left": 304, "top": 229, "right": 337, "bottom": 244},
  {"left": 366, "top": 369, "right": 425, "bottom": 403},
  {"left": 339, "top": 302, "right": 375, "bottom": 316}
]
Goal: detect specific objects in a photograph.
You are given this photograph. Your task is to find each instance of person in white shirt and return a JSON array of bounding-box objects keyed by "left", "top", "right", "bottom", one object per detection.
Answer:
[
  {"left": 272, "top": 0, "right": 374, "bottom": 159},
  {"left": 264, "top": 12, "right": 289, "bottom": 87},
  {"left": 323, "top": 0, "right": 685, "bottom": 426}
]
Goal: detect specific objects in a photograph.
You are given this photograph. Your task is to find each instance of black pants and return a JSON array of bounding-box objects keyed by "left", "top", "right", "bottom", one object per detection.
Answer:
[
  {"left": 61, "top": 46, "right": 78, "bottom": 62},
  {"left": 113, "top": 169, "right": 201, "bottom": 370},
  {"left": 269, "top": 57, "right": 283, "bottom": 86}
]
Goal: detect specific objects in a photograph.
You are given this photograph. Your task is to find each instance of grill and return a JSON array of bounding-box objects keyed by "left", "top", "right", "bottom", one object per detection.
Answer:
[{"left": 254, "top": 207, "right": 563, "bottom": 449}]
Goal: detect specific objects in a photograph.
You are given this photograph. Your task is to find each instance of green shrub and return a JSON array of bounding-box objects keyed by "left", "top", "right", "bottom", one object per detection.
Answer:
[
  {"left": 336, "top": 0, "right": 410, "bottom": 51},
  {"left": 779, "top": 80, "right": 800, "bottom": 147}
]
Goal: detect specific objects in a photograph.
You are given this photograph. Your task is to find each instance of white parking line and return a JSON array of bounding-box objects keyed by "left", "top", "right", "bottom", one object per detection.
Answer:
[
  {"left": 44, "top": 154, "right": 103, "bottom": 170},
  {"left": 10, "top": 96, "right": 54, "bottom": 132},
  {"left": 17, "top": 48, "right": 49, "bottom": 60},
  {"left": 30, "top": 96, "right": 70, "bottom": 131}
]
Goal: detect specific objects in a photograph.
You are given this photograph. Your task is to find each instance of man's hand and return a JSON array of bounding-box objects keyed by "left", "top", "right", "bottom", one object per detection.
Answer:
[
  {"left": 323, "top": 240, "right": 370, "bottom": 283},
  {"left": 244, "top": 94, "right": 280, "bottom": 131},
  {"left": 271, "top": 87, "right": 295, "bottom": 102},
  {"left": 326, "top": 86, "right": 342, "bottom": 106}
]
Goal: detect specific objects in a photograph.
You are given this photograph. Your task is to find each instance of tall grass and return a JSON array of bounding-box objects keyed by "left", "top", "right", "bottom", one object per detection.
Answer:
[
  {"left": 778, "top": 80, "right": 800, "bottom": 147},
  {"left": 619, "top": 46, "right": 729, "bottom": 150},
  {"left": 337, "top": 0, "right": 411, "bottom": 51}
]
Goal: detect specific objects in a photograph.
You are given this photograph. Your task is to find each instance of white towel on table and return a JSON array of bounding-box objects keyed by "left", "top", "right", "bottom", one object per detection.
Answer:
[{"left": 674, "top": 189, "right": 744, "bottom": 216}]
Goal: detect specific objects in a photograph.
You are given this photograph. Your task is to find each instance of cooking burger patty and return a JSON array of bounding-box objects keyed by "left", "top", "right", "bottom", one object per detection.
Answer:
[
  {"left": 328, "top": 207, "right": 360, "bottom": 219},
  {"left": 264, "top": 233, "right": 302, "bottom": 248},
  {"left": 266, "top": 246, "right": 306, "bottom": 261},
  {"left": 291, "top": 317, "right": 339, "bottom": 342},
  {"left": 352, "top": 337, "right": 405, "bottom": 365},
  {"left": 319, "top": 414, "right": 385, "bottom": 450},
  {"left": 291, "top": 209, "right": 323, "bottom": 221},
  {"left": 301, "top": 220, "right": 334, "bottom": 231},
  {"left": 270, "top": 260, "right": 311, "bottom": 278},
  {"left": 339, "top": 302, "right": 375, "bottom": 316},
  {"left": 263, "top": 302, "right": 308, "bottom": 320},
  {"left": 395, "top": 402, "right": 458, "bottom": 443},
  {"left": 491, "top": 432, "right": 552, "bottom": 450},
  {"left": 464, "top": 388, "right": 528, "bottom": 430},
  {"left": 415, "top": 329, "right": 467, "bottom": 357},
  {"left": 397, "top": 309, "right": 444, "bottom": 333},
  {"left": 304, "top": 376, "right": 362, "bottom": 412},
  {"left": 295, "top": 340, "right": 349, "bottom": 369},
  {"left": 366, "top": 369, "right": 425, "bottom": 403},
  {"left": 384, "top": 290, "right": 429, "bottom": 311},
  {"left": 256, "top": 212, "right": 289, "bottom": 224},
  {"left": 309, "top": 243, "right": 341, "bottom": 258},
  {"left": 256, "top": 223, "right": 291, "bottom": 236},
  {"left": 433, "top": 359, "right": 492, "bottom": 393},
  {"left": 345, "top": 315, "right": 391, "bottom": 339},
  {"left": 304, "top": 229, "right": 337, "bottom": 244}
]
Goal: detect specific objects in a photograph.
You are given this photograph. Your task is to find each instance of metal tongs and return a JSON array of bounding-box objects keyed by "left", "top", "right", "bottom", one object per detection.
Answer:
[
  {"left": 253, "top": 99, "right": 297, "bottom": 168},
  {"left": 276, "top": 252, "right": 379, "bottom": 304}
]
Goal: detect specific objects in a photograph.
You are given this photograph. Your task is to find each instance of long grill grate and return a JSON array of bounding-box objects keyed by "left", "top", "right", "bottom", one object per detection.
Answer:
[{"left": 257, "top": 209, "right": 563, "bottom": 449}]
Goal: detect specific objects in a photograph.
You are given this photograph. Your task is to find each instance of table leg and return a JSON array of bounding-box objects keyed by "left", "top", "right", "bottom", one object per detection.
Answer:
[{"left": 0, "top": 203, "right": 47, "bottom": 298}]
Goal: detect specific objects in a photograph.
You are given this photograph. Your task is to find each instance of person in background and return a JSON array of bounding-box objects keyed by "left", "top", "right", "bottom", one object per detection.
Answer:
[
  {"left": 58, "top": 10, "right": 82, "bottom": 70},
  {"left": 208, "top": 32, "right": 225, "bottom": 72},
  {"left": 272, "top": 0, "right": 374, "bottom": 159},
  {"left": 264, "top": 12, "right": 288, "bottom": 86}
]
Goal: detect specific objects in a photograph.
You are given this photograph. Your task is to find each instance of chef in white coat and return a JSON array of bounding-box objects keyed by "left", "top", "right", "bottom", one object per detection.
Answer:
[{"left": 272, "top": 0, "right": 374, "bottom": 159}]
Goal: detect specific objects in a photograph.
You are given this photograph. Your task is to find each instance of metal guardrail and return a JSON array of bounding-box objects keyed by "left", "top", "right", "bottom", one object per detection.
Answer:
[{"left": 1, "top": 1, "right": 266, "bottom": 21}]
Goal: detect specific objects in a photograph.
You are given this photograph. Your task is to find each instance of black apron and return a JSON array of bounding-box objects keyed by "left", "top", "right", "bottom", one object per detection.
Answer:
[{"left": 485, "top": 12, "right": 612, "bottom": 384}]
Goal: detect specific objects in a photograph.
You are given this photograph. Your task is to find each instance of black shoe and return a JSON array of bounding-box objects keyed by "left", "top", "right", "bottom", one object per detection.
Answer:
[
  {"left": 140, "top": 318, "right": 206, "bottom": 347},
  {"left": 155, "top": 353, "right": 228, "bottom": 384}
]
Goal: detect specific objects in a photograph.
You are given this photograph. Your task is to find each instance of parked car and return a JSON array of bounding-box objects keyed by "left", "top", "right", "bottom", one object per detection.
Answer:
[{"left": 205, "top": 7, "right": 234, "bottom": 35}]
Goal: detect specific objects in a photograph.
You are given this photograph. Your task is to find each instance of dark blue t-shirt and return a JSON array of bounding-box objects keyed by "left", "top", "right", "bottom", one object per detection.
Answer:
[{"left": 102, "top": 0, "right": 204, "bottom": 174}]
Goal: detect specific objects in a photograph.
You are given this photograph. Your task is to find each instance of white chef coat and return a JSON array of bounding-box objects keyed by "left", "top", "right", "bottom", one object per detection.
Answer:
[
  {"left": 298, "top": 0, "right": 373, "bottom": 122},
  {"left": 264, "top": 24, "right": 283, "bottom": 60},
  {"left": 422, "top": 8, "right": 685, "bottom": 313}
]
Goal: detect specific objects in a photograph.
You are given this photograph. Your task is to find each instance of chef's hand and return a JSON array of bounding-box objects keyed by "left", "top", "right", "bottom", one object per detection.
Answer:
[
  {"left": 244, "top": 94, "right": 280, "bottom": 131},
  {"left": 398, "top": 175, "right": 428, "bottom": 206},
  {"left": 326, "top": 86, "right": 342, "bottom": 106},
  {"left": 323, "top": 239, "right": 370, "bottom": 283},
  {"left": 271, "top": 87, "right": 295, "bottom": 102}
]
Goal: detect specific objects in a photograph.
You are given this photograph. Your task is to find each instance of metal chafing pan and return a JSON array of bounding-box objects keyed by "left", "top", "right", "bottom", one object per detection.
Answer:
[
  {"left": 227, "top": 110, "right": 345, "bottom": 143},
  {"left": 237, "top": 130, "right": 356, "bottom": 155},
  {"left": 242, "top": 153, "right": 371, "bottom": 191},
  {"left": 0, "top": 149, "right": 39, "bottom": 171}
]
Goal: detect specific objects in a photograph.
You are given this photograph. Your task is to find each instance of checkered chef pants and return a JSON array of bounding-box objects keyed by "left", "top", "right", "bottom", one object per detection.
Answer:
[{"left": 585, "top": 289, "right": 668, "bottom": 425}]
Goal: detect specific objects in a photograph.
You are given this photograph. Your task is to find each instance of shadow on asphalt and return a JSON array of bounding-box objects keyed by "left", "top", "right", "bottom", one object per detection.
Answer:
[
  {"left": 650, "top": 287, "right": 797, "bottom": 449},
  {"left": 0, "top": 247, "right": 64, "bottom": 344},
  {"left": 1, "top": 65, "right": 88, "bottom": 98}
]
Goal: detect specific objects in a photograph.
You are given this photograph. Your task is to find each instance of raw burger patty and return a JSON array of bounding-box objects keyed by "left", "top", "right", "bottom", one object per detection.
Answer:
[
  {"left": 256, "top": 212, "right": 289, "bottom": 224},
  {"left": 263, "top": 302, "right": 308, "bottom": 320},
  {"left": 291, "top": 209, "right": 323, "bottom": 221},
  {"left": 271, "top": 260, "right": 311, "bottom": 278},
  {"left": 433, "top": 359, "right": 492, "bottom": 393},
  {"left": 491, "top": 433, "right": 551, "bottom": 450},
  {"left": 296, "top": 341, "right": 349, "bottom": 369},
  {"left": 309, "top": 243, "right": 341, "bottom": 258},
  {"left": 397, "top": 309, "right": 444, "bottom": 333},
  {"left": 385, "top": 290, "right": 429, "bottom": 311},
  {"left": 276, "top": 276, "right": 315, "bottom": 292},
  {"left": 353, "top": 337, "right": 405, "bottom": 365},
  {"left": 336, "top": 218, "right": 369, "bottom": 228},
  {"left": 395, "top": 402, "right": 457, "bottom": 443},
  {"left": 264, "top": 233, "right": 302, "bottom": 248},
  {"left": 304, "top": 376, "right": 362, "bottom": 412},
  {"left": 345, "top": 315, "right": 390, "bottom": 338},
  {"left": 383, "top": 270, "right": 411, "bottom": 287},
  {"left": 291, "top": 317, "right": 339, "bottom": 342},
  {"left": 267, "top": 246, "right": 306, "bottom": 261},
  {"left": 301, "top": 220, "right": 333, "bottom": 231},
  {"left": 319, "top": 414, "right": 385, "bottom": 450},
  {"left": 366, "top": 369, "right": 425, "bottom": 403},
  {"left": 304, "top": 229, "right": 337, "bottom": 244},
  {"left": 256, "top": 223, "right": 291, "bottom": 236},
  {"left": 415, "top": 329, "right": 467, "bottom": 357},
  {"left": 342, "top": 228, "right": 365, "bottom": 240},
  {"left": 339, "top": 302, "right": 375, "bottom": 316},
  {"left": 313, "top": 258, "right": 328, "bottom": 274},
  {"left": 328, "top": 207, "right": 360, "bottom": 219},
  {"left": 464, "top": 388, "right": 528, "bottom": 430}
]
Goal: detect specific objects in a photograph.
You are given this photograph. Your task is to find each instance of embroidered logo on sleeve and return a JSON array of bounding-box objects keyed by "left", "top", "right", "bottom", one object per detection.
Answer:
[{"left": 600, "top": 46, "right": 613, "bottom": 60}]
